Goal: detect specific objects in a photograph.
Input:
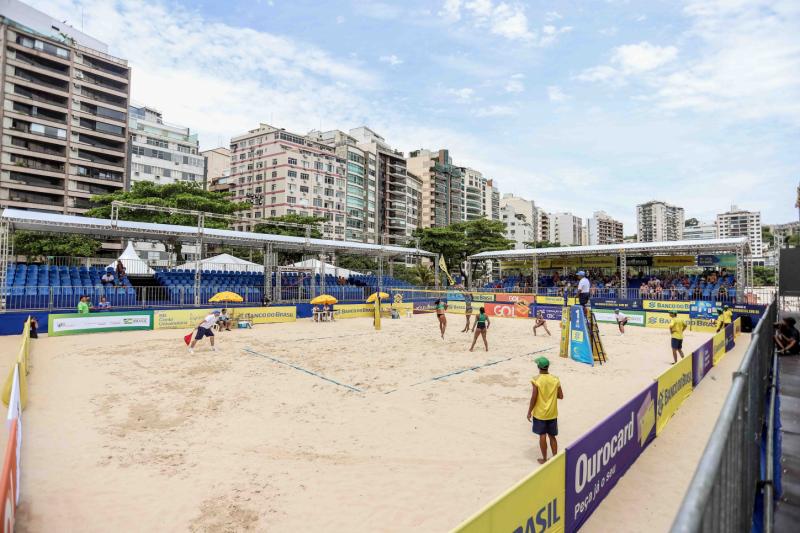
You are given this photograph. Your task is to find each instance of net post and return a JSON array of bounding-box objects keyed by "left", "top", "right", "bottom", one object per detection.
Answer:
[{"left": 434, "top": 254, "right": 440, "bottom": 289}]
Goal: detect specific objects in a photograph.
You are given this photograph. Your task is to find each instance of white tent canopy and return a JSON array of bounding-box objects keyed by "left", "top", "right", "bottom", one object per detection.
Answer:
[
  {"left": 289, "top": 258, "right": 363, "bottom": 278},
  {"left": 174, "top": 253, "right": 263, "bottom": 272},
  {"left": 107, "top": 242, "right": 154, "bottom": 275}
]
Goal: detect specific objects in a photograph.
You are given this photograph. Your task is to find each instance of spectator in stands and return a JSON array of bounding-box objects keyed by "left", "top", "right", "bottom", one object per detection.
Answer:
[
  {"left": 96, "top": 296, "right": 111, "bottom": 311},
  {"left": 101, "top": 271, "right": 115, "bottom": 286},
  {"left": 116, "top": 262, "right": 127, "bottom": 285},
  {"left": 77, "top": 295, "right": 90, "bottom": 315},
  {"left": 776, "top": 318, "right": 800, "bottom": 355},
  {"left": 639, "top": 284, "right": 649, "bottom": 299}
]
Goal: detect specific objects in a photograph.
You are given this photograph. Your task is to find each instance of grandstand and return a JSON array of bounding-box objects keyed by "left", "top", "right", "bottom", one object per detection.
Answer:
[
  {"left": 0, "top": 208, "right": 434, "bottom": 311},
  {"left": 470, "top": 237, "right": 753, "bottom": 303}
]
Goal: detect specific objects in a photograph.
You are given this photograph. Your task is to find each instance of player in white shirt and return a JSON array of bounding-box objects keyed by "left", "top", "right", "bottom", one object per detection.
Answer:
[
  {"left": 188, "top": 309, "right": 220, "bottom": 354},
  {"left": 614, "top": 309, "right": 629, "bottom": 334}
]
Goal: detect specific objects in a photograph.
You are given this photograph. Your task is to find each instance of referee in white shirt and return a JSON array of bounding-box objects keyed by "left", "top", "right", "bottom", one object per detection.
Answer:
[{"left": 577, "top": 271, "right": 591, "bottom": 308}]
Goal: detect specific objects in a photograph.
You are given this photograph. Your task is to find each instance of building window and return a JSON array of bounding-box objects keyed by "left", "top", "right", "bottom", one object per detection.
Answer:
[
  {"left": 288, "top": 170, "right": 297, "bottom": 178},
  {"left": 300, "top": 186, "right": 309, "bottom": 193},
  {"left": 287, "top": 196, "right": 296, "bottom": 204},
  {"left": 288, "top": 158, "right": 297, "bottom": 165},
  {"left": 300, "top": 173, "right": 309, "bottom": 180},
  {"left": 271, "top": 171, "right": 277, "bottom": 178}
]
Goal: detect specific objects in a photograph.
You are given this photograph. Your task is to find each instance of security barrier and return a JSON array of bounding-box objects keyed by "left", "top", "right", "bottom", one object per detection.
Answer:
[
  {"left": 453, "top": 311, "right": 757, "bottom": 532},
  {"left": 0, "top": 317, "right": 32, "bottom": 531}
]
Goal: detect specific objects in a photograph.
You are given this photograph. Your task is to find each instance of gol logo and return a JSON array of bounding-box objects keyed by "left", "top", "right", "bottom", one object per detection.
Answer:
[{"left": 489, "top": 304, "right": 516, "bottom": 317}]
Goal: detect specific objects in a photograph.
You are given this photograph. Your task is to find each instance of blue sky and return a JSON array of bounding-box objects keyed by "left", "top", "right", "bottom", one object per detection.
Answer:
[{"left": 31, "top": 0, "right": 800, "bottom": 231}]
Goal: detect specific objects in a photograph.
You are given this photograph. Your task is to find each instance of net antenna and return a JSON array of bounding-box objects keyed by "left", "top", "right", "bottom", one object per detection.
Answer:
[{"left": 109, "top": 201, "right": 316, "bottom": 305}]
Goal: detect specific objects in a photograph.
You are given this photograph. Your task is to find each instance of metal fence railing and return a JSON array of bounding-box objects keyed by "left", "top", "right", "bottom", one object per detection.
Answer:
[{"left": 670, "top": 297, "right": 777, "bottom": 533}]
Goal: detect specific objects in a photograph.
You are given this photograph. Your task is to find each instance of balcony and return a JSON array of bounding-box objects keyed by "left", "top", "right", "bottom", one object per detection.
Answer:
[
  {"left": 75, "top": 149, "right": 124, "bottom": 168},
  {"left": 11, "top": 101, "right": 67, "bottom": 124},
  {"left": 11, "top": 49, "right": 70, "bottom": 77},
  {"left": 9, "top": 136, "right": 66, "bottom": 158},
  {"left": 80, "top": 57, "right": 129, "bottom": 80},
  {"left": 13, "top": 67, "right": 69, "bottom": 92},
  {"left": 78, "top": 70, "right": 128, "bottom": 95},
  {"left": 8, "top": 154, "right": 65, "bottom": 174},
  {"left": 10, "top": 119, "right": 67, "bottom": 141},
  {"left": 6, "top": 189, "right": 64, "bottom": 207},
  {"left": 70, "top": 197, "right": 94, "bottom": 209},
  {"left": 78, "top": 87, "right": 127, "bottom": 108},
  {"left": 73, "top": 165, "right": 124, "bottom": 183},
  {"left": 72, "top": 182, "right": 119, "bottom": 195},
  {"left": 77, "top": 117, "right": 125, "bottom": 138},
  {"left": 5, "top": 171, "right": 64, "bottom": 190},
  {"left": 12, "top": 83, "right": 68, "bottom": 108},
  {"left": 76, "top": 133, "right": 125, "bottom": 153},
  {"left": 14, "top": 34, "right": 70, "bottom": 61},
  {"left": 78, "top": 102, "right": 127, "bottom": 123}
]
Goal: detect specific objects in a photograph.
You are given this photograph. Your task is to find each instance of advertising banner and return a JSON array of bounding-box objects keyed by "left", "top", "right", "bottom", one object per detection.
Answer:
[
  {"left": 559, "top": 307, "right": 570, "bottom": 358},
  {"left": 645, "top": 312, "right": 690, "bottom": 329},
  {"left": 692, "top": 339, "right": 714, "bottom": 386},
  {"left": 724, "top": 323, "right": 735, "bottom": 351},
  {"left": 455, "top": 451, "right": 565, "bottom": 533},
  {"left": 689, "top": 300, "right": 718, "bottom": 320},
  {"left": 154, "top": 308, "right": 215, "bottom": 330},
  {"left": 655, "top": 355, "right": 693, "bottom": 435},
  {"left": 485, "top": 302, "right": 532, "bottom": 319},
  {"left": 446, "top": 301, "right": 467, "bottom": 315},
  {"left": 448, "top": 291, "right": 495, "bottom": 302},
  {"left": 591, "top": 298, "right": 643, "bottom": 311},
  {"left": 643, "top": 300, "right": 692, "bottom": 313},
  {"left": 334, "top": 303, "right": 412, "bottom": 319},
  {"left": 496, "top": 293, "right": 536, "bottom": 304},
  {"left": 568, "top": 306, "right": 594, "bottom": 366},
  {"left": 0, "top": 418, "right": 19, "bottom": 531},
  {"left": 230, "top": 307, "right": 296, "bottom": 324},
  {"left": 48, "top": 311, "right": 153, "bottom": 337},
  {"left": 593, "top": 310, "right": 645, "bottom": 327},
  {"left": 536, "top": 305, "right": 563, "bottom": 321},
  {"left": 624, "top": 256, "right": 653, "bottom": 267},
  {"left": 734, "top": 317, "right": 741, "bottom": 338},
  {"left": 697, "top": 254, "right": 737, "bottom": 268},
  {"left": 565, "top": 383, "right": 657, "bottom": 532},
  {"left": 575, "top": 256, "right": 617, "bottom": 268},
  {"left": 652, "top": 255, "right": 696, "bottom": 267},
  {"left": 413, "top": 300, "right": 436, "bottom": 313},
  {"left": 538, "top": 295, "right": 569, "bottom": 306},
  {"left": 712, "top": 330, "right": 726, "bottom": 365},
  {"left": 688, "top": 318, "right": 718, "bottom": 333}
]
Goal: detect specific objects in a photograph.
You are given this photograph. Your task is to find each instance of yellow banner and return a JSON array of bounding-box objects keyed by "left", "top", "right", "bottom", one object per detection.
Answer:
[
  {"left": 455, "top": 451, "right": 565, "bottom": 533},
  {"left": 655, "top": 355, "right": 693, "bottom": 435},
  {"left": 447, "top": 301, "right": 467, "bottom": 315},
  {"left": 642, "top": 300, "right": 692, "bottom": 313},
  {"left": 229, "top": 307, "right": 296, "bottom": 324},
  {"left": 538, "top": 295, "right": 567, "bottom": 306},
  {"left": 652, "top": 255, "right": 696, "bottom": 267},
  {"left": 535, "top": 256, "right": 617, "bottom": 269},
  {"left": 559, "top": 307, "right": 570, "bottom": 358},
  {"left": 689, "top": 318, "right": 718, "bottom": 333},
  {"left": 712, "top": 329, "right": 726, "bottom": 365},
  {"left": 645, "top": 312, "right": 690, "bottom": 329},
  {"left": 334, "top": 303, "right": 413, "bottom": 319},
  {"left": 734, "top": 317, "right": 741, "bottom": 338},
  {"left": 154, "top": 307, "right": 296, "bottom": 329},
  {"left": 576, "top": 256, "right": 616, "bottom": 268}
]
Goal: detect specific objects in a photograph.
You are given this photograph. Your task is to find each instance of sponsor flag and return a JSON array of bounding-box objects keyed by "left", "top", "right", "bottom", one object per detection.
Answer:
[
  {"left": 184, "top": 332, "right": 193, "bottom": 345},
  {"left": 438, "top": 256, "right": 456, "bottom": 286}
]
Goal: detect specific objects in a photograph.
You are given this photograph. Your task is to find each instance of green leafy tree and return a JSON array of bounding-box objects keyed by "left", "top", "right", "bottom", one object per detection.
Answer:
[
  {"left": 762, "top": 226, "right": 774, "bottom": 247},
  {"left": 12, "top": 231, "right": 102, "bottom": 259},
  {"left": 253, "top": 214, "right": 324, "bottom": 238},
  {"left": 334, "top": 254, "right": 378, "bottom": 273},
  {"left": 753, "top": 266, "right": 775, "bottom": 286},
  {"left": 413, "top": 218, "right": 513, "bottom": 282}
]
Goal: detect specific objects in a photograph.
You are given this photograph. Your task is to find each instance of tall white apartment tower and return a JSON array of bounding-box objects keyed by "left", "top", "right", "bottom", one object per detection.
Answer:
[
  {"left": 129, "top": 105, "right": 203, "bottom": 186},
  {"left": 549, "top": 212, "right": 583, "bottom": 246},
  {"left": 636, "top": 200, "right": 684, "bottom": 242},
  {"left": 716, "top": 205, "right": 763, "bottom": 258}
]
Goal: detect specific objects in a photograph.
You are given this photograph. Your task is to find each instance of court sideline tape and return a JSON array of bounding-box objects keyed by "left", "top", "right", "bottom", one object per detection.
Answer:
[{"left": 243, "top": 347, "right": 363, "bottom": 393}]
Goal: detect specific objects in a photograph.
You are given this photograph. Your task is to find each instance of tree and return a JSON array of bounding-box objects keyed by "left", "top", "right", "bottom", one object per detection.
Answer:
[
  {"left": 753, "top": 266, "right": 775, "bottom": 286},
  {"left": 762, "top": 226, "right": 775, "bottom": 247},
  {"left": 253, "top": 214, "right": 324, "bottom": 238},
  {"left": 334, "top": 254, "right": 378, "bottom": 273},
  {"left": 12, "top": 231, "right": 102, "bottom": 259},
  {"left": 685, "top": 218, "right": 699, "bottom": 227},
  {"left": 413, "top": 218, "right": 513, "bottom": 277},
  {"left": 87, "top": 181, "right": 250, "bottom": 259},
  {"left": 523, "top": 240, "right": 562, "bottom": 248}
]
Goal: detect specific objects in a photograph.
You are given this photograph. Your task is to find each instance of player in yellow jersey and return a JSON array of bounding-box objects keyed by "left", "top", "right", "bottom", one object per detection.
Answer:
[
  {"left": 527, "top": 357, "right": 564, "bottom": 464},
  {"left": 668, "top": 311, "right": 687, "bottom": 364}
]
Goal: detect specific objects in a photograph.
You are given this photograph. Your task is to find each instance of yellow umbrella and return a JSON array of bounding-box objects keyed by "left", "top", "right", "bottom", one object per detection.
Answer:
[
  {"left": 209, "top": 291, "right": 243, "bottom": 303},
  {"left": 366, "top": 292, "right": 389, "bottom": 303},
  {"left": 310, "top": 294, "right": 338, "bottom": 305}
]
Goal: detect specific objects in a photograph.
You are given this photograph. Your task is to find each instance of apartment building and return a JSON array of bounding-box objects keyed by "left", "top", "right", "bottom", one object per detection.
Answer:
[
  {"left": 228, "top": 124, "right": 347, "bottom": 239},
  {"left": 201, "top": 146, "right": 230, "bottom": 192},
  {"left": 460, "top": 167, "right": 497, "bottom": 221},
  {"left": 587, "top": 210, "right": 624, "bottom": 245},
  {"left": 549, "top": 212, "right": 583, "bottom": 246},
  {"left": 683, "top": 219, "right": 717, "bottom": 240},
  {"left": 0, "top": 0, "right": 130, "bottom": 214},
  {"left": 129, "top": 105, "right": 202, "bottom": 187},
  {"left": 486, "top": 179, "right": 500, "bottom": 221},
  {"left": 536, "top": 207, "right": 550, "bottom": 243},
  {"left": 407, "top": 148, "right": 464, "bottom": 228},
  {"left": 716, "top": 205, "right": 763, "bottom": 258},
  {"left": 500, "top": 202, "right": 534, "bottom": 249},
  {"left": 636, "top": 200, "right": 684, "bottom": 242}
]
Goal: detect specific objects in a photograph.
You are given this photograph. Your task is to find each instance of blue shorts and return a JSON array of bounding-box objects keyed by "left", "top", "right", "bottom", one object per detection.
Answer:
[
  {"left": 671, "top": 338, "right": 683, "bottom": 350},
  {"left": 195, "top": 326, "right": 214, "bottom": 340},
  {"left": 532, "top": 417, "right": 558, "bottom": 436}
]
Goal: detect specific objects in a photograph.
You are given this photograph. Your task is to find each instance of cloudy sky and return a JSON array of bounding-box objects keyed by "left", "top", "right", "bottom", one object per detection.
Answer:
[{"left": 29, "top": 0, "right": 800, "bottom": 231}]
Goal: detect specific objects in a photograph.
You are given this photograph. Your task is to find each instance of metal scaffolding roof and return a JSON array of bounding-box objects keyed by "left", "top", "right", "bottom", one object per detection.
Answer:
[
  {"left": 0, "top": 208, "right": 435, "bottom": 258},
  {"left": 470, "top": 237, "right": 750, "bottom": 260}
]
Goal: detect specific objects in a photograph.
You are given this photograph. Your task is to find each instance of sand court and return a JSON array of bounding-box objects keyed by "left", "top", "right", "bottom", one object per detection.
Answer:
[{"left": 15, "top": 314, "right": 708, "bottom": 532}]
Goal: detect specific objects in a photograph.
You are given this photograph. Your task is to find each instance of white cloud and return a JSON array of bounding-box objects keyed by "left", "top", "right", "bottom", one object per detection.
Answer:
[
  {"left": 439, "top": 0, "right": 462, "bottom": 21},
  {"left": 336, "top": 15, "right": 346, "bottom": 24},
  {"left": 545, "top": 11, "right": 563, "bottom": 22},
  {"left": 447, "top": 87, "right": 476, "bottom": 102},
  {"left": 575, "top": 65, "right": 620, "bottom": 83},
  {"left": 547, "top": 86, "right": 569, "bottom": 102},
  {"left": 599, "top": 26, "right": 618, "bottom": 36},
  {"left": 505, "top": 73, "right": 525, "bottom": 93},
  {"left": 379, "top": 54, "right": 404, "bottom": 66},
  {"left": 613, "top": 42, "right": 678, "bottom": 73},
  {"left": 473, "top": 104, "right": 515, "bottom": 117}
]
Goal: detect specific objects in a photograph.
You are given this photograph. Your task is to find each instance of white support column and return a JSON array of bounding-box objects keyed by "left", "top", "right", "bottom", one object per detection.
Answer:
[
  {"left": 619, "top": 250, "right": 627, "bottom": 297},
  {"left": 320, "top": 253, "right": 326, "bottom": 296},
  {"left": 194, "top": 213, "right": 205, "bottom": 306},
  {"left": 736, "top": 246, "right": 745, "bottom": 303},
  {"left": 0, "top": 221, "right": 9, "bottom": 312}
]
